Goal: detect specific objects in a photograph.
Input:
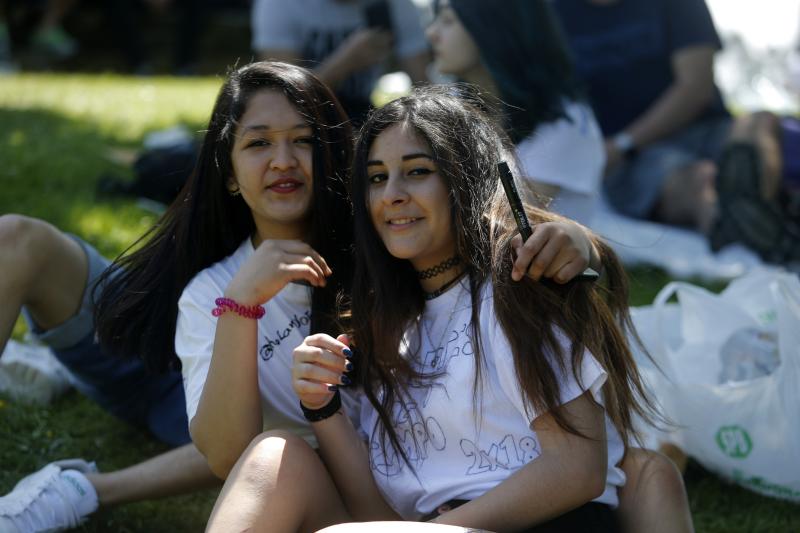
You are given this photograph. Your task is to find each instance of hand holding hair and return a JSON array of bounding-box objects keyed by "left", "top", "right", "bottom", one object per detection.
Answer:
[
  {"left": 224, "top": 239, "right": 332, "bottom": 306},
  {"left": 510, "top": 222, "right": 592, "bottom": 284},
  {"left": 292, "top": 333, "right": 354, "bottom": 412}
]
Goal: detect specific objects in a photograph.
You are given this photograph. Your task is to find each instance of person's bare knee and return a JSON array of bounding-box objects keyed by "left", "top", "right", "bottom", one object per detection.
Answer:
[
  {"left": 750, "top": 111, "right": 780, "bottom": 134},
  {"left": 654, "top": 161, "right": 718, "bottom": 233},
  {"left": 237, "top": 431, "right": 314, "bottom": 489},
  {"left": 619, "top": 448, "right": 693, "bottom": 533},
  {"left": 637, "top": 451, "right": 687, "bottom": 505},
  {"left": 0, "top": 215, "right": 88, "bottom": 330},
  {"left": 729, "top": 111, "right": 779, "bottom": 141},
  {"left": 210, "top": 430, "right": 348, "bottom": 533}
]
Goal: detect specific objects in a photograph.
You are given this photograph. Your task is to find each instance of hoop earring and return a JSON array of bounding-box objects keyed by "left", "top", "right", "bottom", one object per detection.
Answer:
[{"left": 229, "top": 187, "right": 241, "bottom": 197}]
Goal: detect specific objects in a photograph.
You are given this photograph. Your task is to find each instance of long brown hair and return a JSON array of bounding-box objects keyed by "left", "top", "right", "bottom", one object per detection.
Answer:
[{"left": 349, "top": 85, "right": 656, "bottom": 467}]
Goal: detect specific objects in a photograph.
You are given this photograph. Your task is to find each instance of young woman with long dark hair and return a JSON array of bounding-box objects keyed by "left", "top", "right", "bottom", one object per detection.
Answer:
[
  {"left": 0, "top": 60, "right": 355, "bottom": 531},
  {"left": 205, "top": 86, "right": 668, "bottom": 532},
  {"left": 93, "top": 60, "right": 358, "bottom": 478},
  {"left": 426, "top": 0, "right": 605, "bottom": 225},
  {"left": 427, "top": 2, "right": 694, "bottom": 529}
]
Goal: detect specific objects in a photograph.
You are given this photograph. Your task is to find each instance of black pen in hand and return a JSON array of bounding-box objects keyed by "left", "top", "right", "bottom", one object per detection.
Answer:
[{"left": 497, "top": 161, "right": 600, "bottom": 281}]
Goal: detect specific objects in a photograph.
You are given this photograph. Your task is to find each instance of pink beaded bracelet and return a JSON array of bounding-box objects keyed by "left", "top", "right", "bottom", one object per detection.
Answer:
[{"left": 211, "top": 297, "right": 265, "bottom": 319}]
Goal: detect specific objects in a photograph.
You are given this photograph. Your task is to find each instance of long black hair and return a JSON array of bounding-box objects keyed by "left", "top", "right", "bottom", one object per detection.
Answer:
[
  {"left": 350, "top": 86, "right": 656, "bottom": 467},
  {"left": 95, "top": 61, "right": 354, "bottom": 373},
  {"left": 438, "top": 0, "right": 582, "bottom": 142}
]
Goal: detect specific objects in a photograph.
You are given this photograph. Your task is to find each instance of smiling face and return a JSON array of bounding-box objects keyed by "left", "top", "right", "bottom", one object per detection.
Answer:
[
  {"left": 230, "top": 90, "right": 314, "bottom": 242},
  {"left": 426, "top": 1, "right": 483, "bottom": 78},
  {"left": 366, "top": 123, "right": 455, "bottom": 271}
]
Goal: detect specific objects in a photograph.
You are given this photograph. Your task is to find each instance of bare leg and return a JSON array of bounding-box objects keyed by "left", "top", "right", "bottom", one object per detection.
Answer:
[
  {"left": 617, "top": 448, "right": 694, "bottom": 533},
  {"left": 0, "top": 216, "right": 220, "bottom": 507},
  {"left": 0, "top": 214, "right": 87, "bottom": 353},
  {"left": 654, "top": 161, "right": 719, "bottom": 234},
  {"left": 207, "top": 430, "right": 351, "bottom": 533},
  {"left": 87, "top": 443, "right": 220, "bottom": 506},
  {"left": 727, "top": 111, "right": 784, "bottom": 201}
]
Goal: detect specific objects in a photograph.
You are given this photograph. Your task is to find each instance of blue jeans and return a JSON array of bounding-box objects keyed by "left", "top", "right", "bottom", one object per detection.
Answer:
[{"left": 21, "top": 235, "right": 190, "bottom": 447}]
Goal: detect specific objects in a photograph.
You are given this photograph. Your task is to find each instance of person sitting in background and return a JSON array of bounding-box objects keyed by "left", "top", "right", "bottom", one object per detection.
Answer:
[
  {"left": 251, "top": 0, "right": 430, "bottom": 122},
  {"left": 552, "top": 0, "right": 800, "bottom": 265},
  {"left": 426, "top": 0, "right": 605, "bottom": 225},
  {"left": 551, "top": 0, "right": 730, "bottom": 233}
]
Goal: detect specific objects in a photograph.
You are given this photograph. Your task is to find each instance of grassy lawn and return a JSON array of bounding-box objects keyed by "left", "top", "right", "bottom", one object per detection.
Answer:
[{"left": 1, "top": 73, "right": 798, "bottom": 532}]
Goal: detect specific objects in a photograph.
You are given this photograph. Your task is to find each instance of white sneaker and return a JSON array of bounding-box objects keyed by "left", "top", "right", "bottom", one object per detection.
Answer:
[
  {"left": 0, "top": 459, "right": 99, "bottom": 533},
  {"left": 0, "top": 341, "right": 73, "bottom": 405}
]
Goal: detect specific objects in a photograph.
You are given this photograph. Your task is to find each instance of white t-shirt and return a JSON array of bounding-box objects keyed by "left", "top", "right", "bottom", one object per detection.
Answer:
[
  {"left": 516, "top": 100, "right": 605, "bottom": 225},
  {"left": 358, "top": 280, "right": 625, "bottom": 520},
  {"left": 175, "top": 238, "right": 356, "bottom": 444},
  {"left": 251, "top": 0, "right": 428, "bottom": 108}
]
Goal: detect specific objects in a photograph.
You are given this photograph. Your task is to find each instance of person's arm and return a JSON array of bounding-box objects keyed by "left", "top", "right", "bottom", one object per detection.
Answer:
[
  {"left": 313, "top": 405, "right": 402, "bottom": 521},
  {"left": 293, "top": 333, "right": 401, "bottom": 521},
  {"left": 257, "top": 29, "right": 393, "bottom": 91},
  {"left": 606, "top": 45, "right": 717, "bottom": 169},
  {"left": 190, "top": 309, "right": 263, "bottom": 479},
  {"left": 431, "top": 392, "right": 607, "bottom": 531},
  {"left": 190, "top": 239, "right": 331, "bottom": 479}
]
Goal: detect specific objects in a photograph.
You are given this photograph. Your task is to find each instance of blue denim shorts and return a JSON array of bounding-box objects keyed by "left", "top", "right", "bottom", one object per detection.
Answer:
[{"left": 21, "top": 235, "right": 190, "bottom": 447}]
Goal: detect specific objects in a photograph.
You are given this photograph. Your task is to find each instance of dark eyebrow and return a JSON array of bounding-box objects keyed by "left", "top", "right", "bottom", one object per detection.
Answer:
[
  {"left": 242, "top": 123, "right": 310, "bottom": 133},
  {"left": 366, "top": 153, "right": 433, "bottom": 166},
  {"left": 402, "top": 153, "right": 433, "bottom": 161}
]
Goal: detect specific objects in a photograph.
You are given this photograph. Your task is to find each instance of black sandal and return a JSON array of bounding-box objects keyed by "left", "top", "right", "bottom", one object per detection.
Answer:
[{"left": 711, "top": 143, "right": 800, "bottom": 263}]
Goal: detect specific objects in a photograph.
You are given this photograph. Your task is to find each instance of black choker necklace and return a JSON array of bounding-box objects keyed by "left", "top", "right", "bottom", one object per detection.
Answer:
[
  {"left": 424, "top": 272, "right": 466, "bottom": 300},
  {"left": 416, "top": 256, "right": 461, "bottom": 280}
]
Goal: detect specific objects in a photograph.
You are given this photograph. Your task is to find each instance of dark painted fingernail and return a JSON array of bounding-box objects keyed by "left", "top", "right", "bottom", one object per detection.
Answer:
[
  {"left": 340, "top": 374, "right": 351, "bottom": 386},
  {"left": 342, "top": 348, "right": 353, "bottom": 358},
  {"left": 327, "top": 384, "right": 339, "bottom": 392},
  {"left": 345, "top": 360, "right": 354, "bottom": 372}
]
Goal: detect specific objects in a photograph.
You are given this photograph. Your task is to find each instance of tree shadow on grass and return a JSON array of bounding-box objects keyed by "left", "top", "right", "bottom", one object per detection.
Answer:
[
  {"left": 0, "top": 107, "right": 216, "bottom": 531},
  {"left": 0, "top": 107, "right": 169, "bottom": 258}
]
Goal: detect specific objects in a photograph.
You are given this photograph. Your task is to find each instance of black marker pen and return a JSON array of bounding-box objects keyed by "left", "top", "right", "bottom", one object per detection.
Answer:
[{"left": 497, "top": 161, "right": 599, "bottom": 281}]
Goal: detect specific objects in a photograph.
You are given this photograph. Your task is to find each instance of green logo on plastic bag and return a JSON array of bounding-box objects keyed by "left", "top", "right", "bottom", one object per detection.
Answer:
[{"left": 716, "top": 426, "right": 752, "bottom": 458}]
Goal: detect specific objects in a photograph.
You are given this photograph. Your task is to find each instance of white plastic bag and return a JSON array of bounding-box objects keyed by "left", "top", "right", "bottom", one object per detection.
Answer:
[{"left": 630, "top": 269, "right": 800, "bottom": 502}]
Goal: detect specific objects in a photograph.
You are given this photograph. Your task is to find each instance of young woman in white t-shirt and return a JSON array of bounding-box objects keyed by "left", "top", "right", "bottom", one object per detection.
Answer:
[
  {"left": 426, "top": 0, "right": 605, "bottom": 225},
  {"left": 426, "top": 2, "right": 694, "bottom": 530},
  {"left": 205, "top": 88, "right": 667, "bottom": 532}
]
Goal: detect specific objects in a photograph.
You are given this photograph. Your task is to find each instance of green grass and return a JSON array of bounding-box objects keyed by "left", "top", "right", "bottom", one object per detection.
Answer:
[{"left": 1, "top": 73, "right": 798, "bottom": 532}]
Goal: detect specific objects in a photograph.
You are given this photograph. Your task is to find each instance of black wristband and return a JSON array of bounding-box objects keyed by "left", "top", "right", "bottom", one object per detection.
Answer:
[{"left": 300, "top": 390, "right": 342, "bottom": 422}]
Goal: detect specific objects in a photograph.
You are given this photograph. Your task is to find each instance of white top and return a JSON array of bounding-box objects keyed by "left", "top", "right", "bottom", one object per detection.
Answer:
[
  {"left": 251, "top": 0, "right": 428, "bottom": 104},
  {"left": 516, "top": 100, "right": 605, "bottom": 225},
  {"left": 358, "top": 280, "right": 625, "bottom": 520},
  {"left": 175, "top": 238, "right": 356, "bottom": 445}
]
